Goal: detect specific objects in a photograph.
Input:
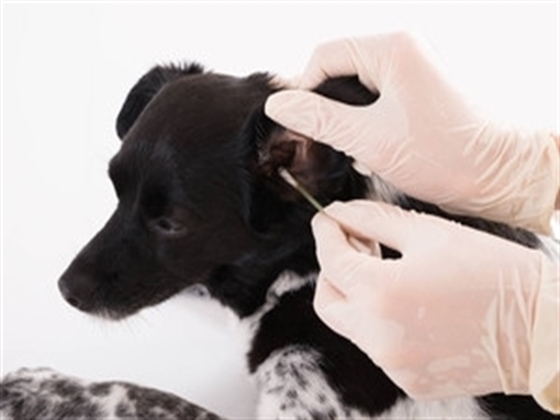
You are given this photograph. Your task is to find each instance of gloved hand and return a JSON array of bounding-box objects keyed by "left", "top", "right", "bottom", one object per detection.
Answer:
[
  {"left": 312, "top": 200, "right": 557, "bottom": 401},
  {"left": 266, "top": 32, "right": 559, "bottom": 233}
]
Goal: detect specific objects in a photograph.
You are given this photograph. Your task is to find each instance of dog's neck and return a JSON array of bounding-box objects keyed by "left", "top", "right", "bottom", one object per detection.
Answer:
[{"left": 205, "top": 233, "right": 318, "bottom": 318}]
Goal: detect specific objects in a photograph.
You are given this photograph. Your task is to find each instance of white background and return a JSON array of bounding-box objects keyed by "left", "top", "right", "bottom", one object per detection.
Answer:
[{"left": 2, "top": 2, "right": 558, "bottom": 418}]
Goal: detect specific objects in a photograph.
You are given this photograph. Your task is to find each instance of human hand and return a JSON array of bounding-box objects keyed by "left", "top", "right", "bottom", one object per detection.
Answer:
[
  {"left": 266, "top": 32, "right": 559, "bottom": 233},
  {"left": 311, "top": 200, "right": 552, "bottom": 399}
]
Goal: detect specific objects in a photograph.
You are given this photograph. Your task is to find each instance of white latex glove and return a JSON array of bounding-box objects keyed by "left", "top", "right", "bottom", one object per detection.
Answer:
[
  {"left": 266, "top": 32, "right": 559, "bottom": 234},
  {"left": 312, "top": 200, "right": 559, "bottom": 411}
]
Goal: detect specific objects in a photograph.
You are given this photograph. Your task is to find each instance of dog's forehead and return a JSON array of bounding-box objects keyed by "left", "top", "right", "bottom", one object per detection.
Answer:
[
  {"left": 111, "top": 72, "right": 273, "bottom": 186},
  {"left": 125, "top": 73, "right": 271, "bottom": 150}
]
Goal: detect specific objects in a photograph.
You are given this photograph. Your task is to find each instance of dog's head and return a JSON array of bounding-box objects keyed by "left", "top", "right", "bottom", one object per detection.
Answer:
[{"left": 58, "top": 64, "right": 376, "bottom": 319}]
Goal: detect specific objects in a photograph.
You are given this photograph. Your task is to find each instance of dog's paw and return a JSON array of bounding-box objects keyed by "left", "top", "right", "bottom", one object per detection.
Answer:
[{"left": 1, "top": 367, "right": 223, "bottom": 419}]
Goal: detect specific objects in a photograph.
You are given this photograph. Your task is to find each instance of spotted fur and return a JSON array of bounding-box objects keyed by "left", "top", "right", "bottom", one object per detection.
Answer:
[
  {"left": 249, "top": 273, "right": 485, "bottom": 419},
  {"left": 0, "top": 368, "right": 219, "bottom": 420}
]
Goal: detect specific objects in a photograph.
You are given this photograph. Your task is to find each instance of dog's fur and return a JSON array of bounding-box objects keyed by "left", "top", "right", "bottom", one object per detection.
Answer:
[{"left": 1, "top": 64, "right": 557, "bottom": 419}]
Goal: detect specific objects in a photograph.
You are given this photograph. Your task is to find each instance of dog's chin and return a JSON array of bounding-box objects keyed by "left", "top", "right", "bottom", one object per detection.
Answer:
[
  {"left": 61, "top": 293, "right": 173, "bottom": 321},
  {"left": 59, "top": 283, "right": 138, "bottom": 320},
  {"left": 90, "top": 306, "right": 140, "bottom": 321},
  {"left": 62, "top": 300, "right": 140, "bottom": 321},
  {"left": 89, "top": 286, "right": 209, "bottom": 321},
  {"left": 58, "top": 270, "right": 201, "bottom": 321}
]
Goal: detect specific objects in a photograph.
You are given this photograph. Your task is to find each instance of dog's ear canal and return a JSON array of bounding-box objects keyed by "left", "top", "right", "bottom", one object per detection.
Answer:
[{"left": 115, "top": 63, "right": 205, "bottom": 140}]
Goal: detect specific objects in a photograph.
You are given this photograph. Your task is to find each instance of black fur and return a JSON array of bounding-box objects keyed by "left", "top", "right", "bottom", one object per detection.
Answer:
[
  {"left": 248, "top": 285, "right": 406, "bottom": 415},
  {"left": 116, "top": 63, "right": 205, "bottom": 139},
  {"left": 5, "top": 63, "right": 554, "bottom": 419}
]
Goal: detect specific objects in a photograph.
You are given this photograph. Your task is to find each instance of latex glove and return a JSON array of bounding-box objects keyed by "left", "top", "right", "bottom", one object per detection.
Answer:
[
  {"left": 312, "top": 200, "right": 559, "bottom": 409},
  {"left": 266, "top": 32, "right": 559, "bottom": 234}
]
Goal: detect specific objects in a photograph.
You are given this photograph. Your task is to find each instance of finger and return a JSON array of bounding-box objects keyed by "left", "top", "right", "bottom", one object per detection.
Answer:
[
  {"left": 265, "top": 90, "right": 385, "bottom": 167},
  {"left": 324, "top": 200, "right": 416, "bottom": 252},
  {"left": 265, "top": 89, "right": 406, "bottom": 173},
  {"left": 300, "top": 32, "right": 433, "bottom": 93},
  {"left": 313, "top": 273, "right": 345, "bottom": 312},
  {"left": 311, "top": 212, "right": 382, "bottom": 294},
  {"left": 313, "top": 274, "right": 355, "bottom": 340},
  {"left": 265, "top": 89, "right": 361, "bottom": 144},
  {"left": 298, "top": 38, "right": 377, "bottom": 92}
]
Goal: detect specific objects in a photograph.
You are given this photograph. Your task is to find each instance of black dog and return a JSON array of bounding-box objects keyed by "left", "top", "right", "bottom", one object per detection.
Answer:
[{"left": 1, "top": 64, "right": 556, "bottom": 419}]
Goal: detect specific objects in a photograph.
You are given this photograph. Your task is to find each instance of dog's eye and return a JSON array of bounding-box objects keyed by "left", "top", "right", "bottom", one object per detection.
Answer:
[
  {"left": 142, "top": 192, "right": 188, "bottom": 237},
  {"left": 153, "top": 215, "right": 187, "bottom": 237}
]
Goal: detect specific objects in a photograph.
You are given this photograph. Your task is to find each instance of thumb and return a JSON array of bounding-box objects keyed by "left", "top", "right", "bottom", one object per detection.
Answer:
[
  {"left": 312, "top": 201, "right": 428, "bottom": 297},
  {"left": 265, "top": 90, "right": 365, "bottom": 151},
  {"left": 265, "top": 90, "right": 406, "bottom": 175},
  {"left": 324, "top": 200, "right": 416, "bottom": 252},
  {"left": 311, "top": 211, "right": 382, "bottom": 295}
]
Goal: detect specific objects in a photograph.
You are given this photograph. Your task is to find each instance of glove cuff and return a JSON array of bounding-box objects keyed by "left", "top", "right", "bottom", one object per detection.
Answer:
[
  {"left": 529, "top": 252, "right": 560, "bottom": 413},
  {"left": 474, "top": 130, "right": 558, "bottom": 234},
  {"left": 511, "top": 131, "right": 559, "bottom": 234}
]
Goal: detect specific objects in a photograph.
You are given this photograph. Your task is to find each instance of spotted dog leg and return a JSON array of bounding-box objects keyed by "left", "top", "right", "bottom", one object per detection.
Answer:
[
  {"left": 254, "top": 346, "right": 368, "bottom": 420},
  {"left": 0, "top": 367, "right": 222, "bottom": 420}
]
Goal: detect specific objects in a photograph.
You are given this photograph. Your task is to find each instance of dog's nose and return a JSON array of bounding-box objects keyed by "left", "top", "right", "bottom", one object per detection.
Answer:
[{"left": 58, "top": 275, "right": 95, "bottom": 312}]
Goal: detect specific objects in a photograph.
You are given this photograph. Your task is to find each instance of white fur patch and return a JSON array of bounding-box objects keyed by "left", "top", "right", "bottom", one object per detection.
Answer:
[
  {"left": 255, "top": 346, "right": 364, "bottom": 419},
  {"left": 92, "top": 384, "right": 132, "bottom": 417},
  {"left": 254, "top": 345, "right": 486, "bottom": 419},
  {"left": 381, "top": 396, "right": 486, "bottom": 419},
  {"left": 366, "top": 174, "right": 405, "bottom": 204}
]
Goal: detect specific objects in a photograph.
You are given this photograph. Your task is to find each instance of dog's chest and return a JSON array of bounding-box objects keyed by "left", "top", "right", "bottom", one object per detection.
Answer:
[{"left": 236, "top": 271, "right": 486, "bottom": 419}]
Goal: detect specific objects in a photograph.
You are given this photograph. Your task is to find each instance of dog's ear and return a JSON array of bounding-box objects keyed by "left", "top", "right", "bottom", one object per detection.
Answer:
[
  {"left": 253, "top": 76, "right": 377, "bottom": 196},
  {"left": 115, "top": 63, "right": 204, "bottom": 139},
  {"left": 242, "top": 76, "right": 377, "bottom": 232},
  {"left": 253, "top": 75, "right": 378, "bottom": 184}
]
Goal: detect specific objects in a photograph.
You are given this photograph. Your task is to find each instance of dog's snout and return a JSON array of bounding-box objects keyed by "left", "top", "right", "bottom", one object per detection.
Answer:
[{"left": 58, "top": 274, "right": 96, "bottom": 312}]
